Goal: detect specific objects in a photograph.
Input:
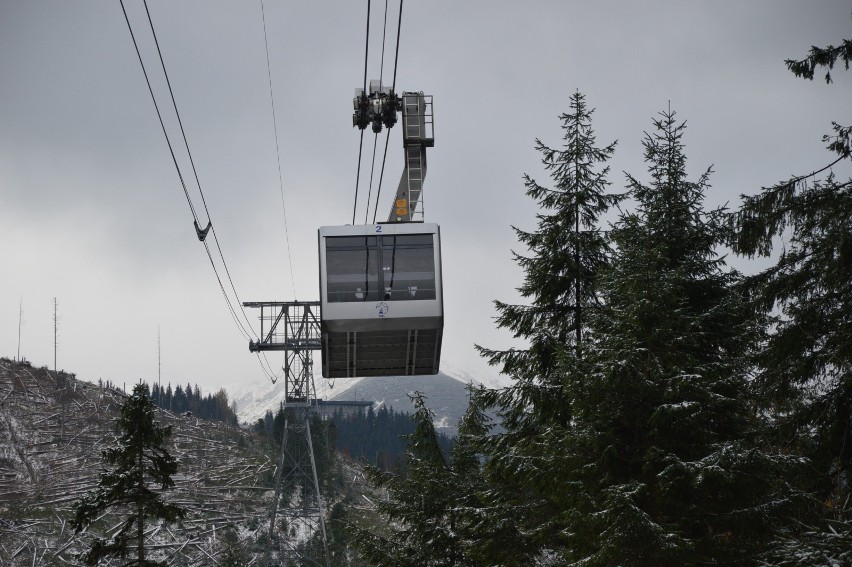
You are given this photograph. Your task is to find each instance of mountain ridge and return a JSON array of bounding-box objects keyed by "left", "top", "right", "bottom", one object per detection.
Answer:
[{"left": 235, "top": 369, "right": 487, "bottom": 437}]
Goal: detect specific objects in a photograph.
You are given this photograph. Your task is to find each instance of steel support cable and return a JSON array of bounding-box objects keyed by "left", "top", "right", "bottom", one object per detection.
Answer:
[
  {"left": 379, "top": 0, "right": 389, "bottom": 84},
  {"left": 373, "top": 0, "right": 403, "bottom": 223},
  {"left": 352, "top": 129, "right": 366, "bottom": 224},
  {"left": 123, "top": 2, "right": 245, "bottom": 340},
  {"left": 204, "top": 242, "right": 281, "bottom": 384},
  {"left": 199, "top": 226, "right": 279, "bottom": 383},
  {"left": 363, "top": 0, "right": 390, "bottom": 224},
  {"left": 391, "top": 0, "right": 403, "bottom": 93},
  {"left": 120, "top": 0, "right": 200, "bottom": 225},
  {"left": 372, "top": 132, "right": 392, "bottom": 223},
  {"left": 260, "top": 0, "right": 298, "bottom": 298},
  {"left": 209, "top": 231, "right": 259, "bottom": 335},
  {"left": 364, "top": 132, "right": 380, "bottom": 224},
  {"left": 202, "top": 241, "right": 254, "bottom": 343},
  {"left": 121, "top": 0, "right": 277, "bottom": 383},
  {"left": 363, "top": 0, "right": 371, "bottom": 95},
  {"left": 353, "top": 0, "right": 371, "bottom": 224},
  {"left": 142, "top": 0, "right": 261, "bottom": 340},
  {"left": 256, "top": 353, "right": 275, "bottom": 383},
  {"left": 122, "top": 2, "right": 276, "bottom": 383},
  {"left": 258, "top": 352, "right": 282, "bottom": 383},
  {"left": 142, "top": 0, "right": 209, "bottom": 225}
]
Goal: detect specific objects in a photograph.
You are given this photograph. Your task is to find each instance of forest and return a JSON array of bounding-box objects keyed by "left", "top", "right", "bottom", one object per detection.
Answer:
[
  {"left": 253, "top": 402, "right": 453, "bottom": 470},
  {"left": 148, "top": 381, "right": 240, "bottom": 425},
  {"left": 346, "top": 34, "right": 852, "bottom": 566}
]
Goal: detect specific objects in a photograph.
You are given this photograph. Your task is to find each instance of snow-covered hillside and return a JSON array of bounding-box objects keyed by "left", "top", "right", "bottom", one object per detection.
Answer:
[{"left": 0, "top": 358, "right": 281, "bottom": 565}]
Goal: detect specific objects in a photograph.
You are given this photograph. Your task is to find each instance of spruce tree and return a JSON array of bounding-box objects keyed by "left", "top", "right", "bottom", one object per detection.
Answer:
[
  {"left": 352, "top": 392, "right": 483, "bottom": 567},
  {"left": 732, "top": 28, "right": 852, "bottom": 565},
  {"left": 478, "top": 91, "right": 619, "bottom": 421},
  {"left": 471, "top": 92, "right": 619, "bottom": 563},
  {"left": 444, "top": 386, "right": 492, "bottom": 566},
  {"left": 561, "top": 109, "right": 791, "bottom": 566},
  {"left": 72, "top": 383, "right": 184, "bottom": 566}
]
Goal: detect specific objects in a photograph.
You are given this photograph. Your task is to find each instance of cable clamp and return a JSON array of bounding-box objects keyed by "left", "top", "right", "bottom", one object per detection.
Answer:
[{"left": 194, "top": 220, "right": 212, "bottom": 242}]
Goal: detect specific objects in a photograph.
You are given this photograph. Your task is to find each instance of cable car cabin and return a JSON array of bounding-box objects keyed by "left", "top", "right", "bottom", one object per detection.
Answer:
[{"left": 319, "top": 223, "right": 443, "bottom": 378}]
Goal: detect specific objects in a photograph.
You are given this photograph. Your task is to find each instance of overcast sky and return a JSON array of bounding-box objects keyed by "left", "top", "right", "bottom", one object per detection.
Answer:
[{"left": 1, "top": 1, "right": 850, "bottom": 397}]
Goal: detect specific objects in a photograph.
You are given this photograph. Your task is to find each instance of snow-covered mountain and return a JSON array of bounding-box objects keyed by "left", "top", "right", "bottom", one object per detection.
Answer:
[
  {"left": 233, "top": 371, "right": 363, "bottom": 424},
  {"left": 329, "top": 372, "right": 475, "bottom": 437},
  {"left": 234, "top": 364, "right": 506, "bottom": 437}
]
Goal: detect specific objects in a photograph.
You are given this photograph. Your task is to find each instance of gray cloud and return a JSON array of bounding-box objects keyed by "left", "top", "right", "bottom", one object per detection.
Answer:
[{"left": 2, "top": 0, "right": 850, "bottom": 394}]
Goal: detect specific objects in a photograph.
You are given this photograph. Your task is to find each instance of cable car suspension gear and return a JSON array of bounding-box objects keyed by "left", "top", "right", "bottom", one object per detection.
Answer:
[
  {"left": 353, "top": 84, "right": 433, "bottom": 223},
  {"left": 353, "top": 81, "right": 401, "bottom": 133}
]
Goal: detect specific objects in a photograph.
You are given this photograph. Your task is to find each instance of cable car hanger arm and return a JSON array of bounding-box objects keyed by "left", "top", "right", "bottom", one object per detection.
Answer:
[{"left": 353, "top": 82, "right": 433, "bottom": 223}]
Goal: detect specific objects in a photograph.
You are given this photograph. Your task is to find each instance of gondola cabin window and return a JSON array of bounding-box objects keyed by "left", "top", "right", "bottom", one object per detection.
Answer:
[{"left": 325, "top": 234, "right": 436, "bottom": 303}]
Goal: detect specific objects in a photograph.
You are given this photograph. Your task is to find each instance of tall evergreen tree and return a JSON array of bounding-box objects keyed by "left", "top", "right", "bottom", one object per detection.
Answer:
[
  {"left": 732, "top": 28, "right": 852, "bottom": 565},
  {"left": 471, "top": 92, "right": 620, "bottom": 562},
  {"left": 72, "top": 383, "right": 184, "bottom": 566},
  {"left": 478, "top": 91, "right": 619, "bottom": 415},
  {"left": 561, "top": 109, "right": 792, "bottom": 565}
]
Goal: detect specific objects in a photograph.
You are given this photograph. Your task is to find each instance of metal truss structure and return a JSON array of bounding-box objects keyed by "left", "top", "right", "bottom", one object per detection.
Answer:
[{"left": 244, "top": 301, "right": 329, "bottom": 567}]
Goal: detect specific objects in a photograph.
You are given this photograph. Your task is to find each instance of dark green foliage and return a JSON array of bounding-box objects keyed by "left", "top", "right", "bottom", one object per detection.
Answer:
[
  {"left": 72, "top": 383, "right": 185, "bottom": 566},
  {"left": 446, "top": 387, "right": 509, "bottom": 566},
  {"left": 467, "top": 106, "right": 793, "bottom": 566},
  {"left": 310, "top": 413, "right": 338, "bottom": 495},
  {"left": 733, "top": 174, "right": 852, "bottom": 489},
  {"left": 471, "top": 92, "right": 621, "bottom": 564},
  {"left": 478, "top": 91, "right": 619, "bottom": 401},
  {"left": 149, "top": 381, "right": 239, "bottom": 425},
  {"left": 558, "top": 109, "right": 792, "bottom": 566},
  {"left": 327, "top": 503, "right": 355, "bottom": 565},
  {"left": 784, "top": 27, "right": 852, "bottom": 84},
  {"left": 730, "top": 30, "right": 852, "bottom": 565},
  {"left": 330, "top": 404, "right": 452, "bottom": 468},
  {"left": 350, "top": 391, "right": 487, "bottom": 567}
]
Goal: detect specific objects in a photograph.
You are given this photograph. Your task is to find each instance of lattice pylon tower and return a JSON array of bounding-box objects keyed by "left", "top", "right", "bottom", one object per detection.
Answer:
[
  {"left": 246, "top": 302, "right": 329, "bottom": 567},
  {"left": 266, "top": 349, "right": 329, "bottom": 566}
]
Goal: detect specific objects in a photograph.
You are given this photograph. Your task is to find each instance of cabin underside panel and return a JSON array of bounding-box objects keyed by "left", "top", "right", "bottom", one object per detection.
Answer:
[{"left": 322, "top": 328, "right": 442, "bottom": 378}]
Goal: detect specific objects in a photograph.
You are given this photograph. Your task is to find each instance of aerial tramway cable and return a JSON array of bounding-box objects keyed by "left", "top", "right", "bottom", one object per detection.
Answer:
[
  {"left": 363, "top": 0, "right": 390, "bottom": 225},
  {"left": 364, "top": 133, "right": 381, "bottom": 225},
  {"left": 390, "top": 0, "right": 403, "bottom": 93},
  {"left": 371, "top": 0, "right": 403, "bottom": 224},
  {"left": 372, "top": 134, "right": 392, "bottom": 224},
  {"left": 141, "top": 0, "right": 211, "bottom": 235},
  {"left": 120, "top": 0, "right": 280, "bottom": 382},
  {"left": 259, "top": 0, "right": 298, "bottom": 300},
  {"left": 141, "top": 0, "right": 259, "bottom": 339},
  {"left": 256, "top": 0, "right": 304, "bottom": 383},
  {"left": 352, "top": 0, "right": 372, "bottom": 224},
  {"left": 352, "top": 130, "right": 367, "bottom": 225},
  {"left": 119, "top": 0, "right": 199, "bottom": 226}
]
